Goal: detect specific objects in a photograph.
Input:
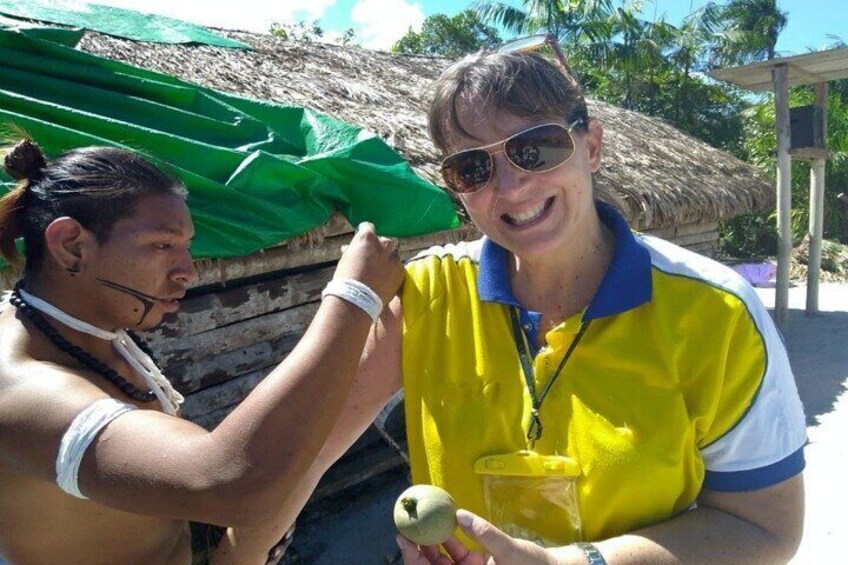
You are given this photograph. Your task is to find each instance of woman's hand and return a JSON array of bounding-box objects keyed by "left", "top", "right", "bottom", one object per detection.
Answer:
[{"left": 396, "top": 510, "right": 574, "bottom": 565}]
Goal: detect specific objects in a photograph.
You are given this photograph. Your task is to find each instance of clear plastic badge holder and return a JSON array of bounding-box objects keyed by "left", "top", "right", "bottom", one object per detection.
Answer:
[{"left": 474, "top": 450, "right": 582, "bottom": 547}]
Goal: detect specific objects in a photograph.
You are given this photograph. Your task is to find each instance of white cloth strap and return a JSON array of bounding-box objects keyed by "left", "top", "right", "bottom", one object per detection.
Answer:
[
  {"left": 321, "top": 278, "right": 383, "bottom": 323},
  {"left": 56, "top": 398, "right": 136, "bottom": 499},
  {"left": 17, "top": 289, "right": 183, "bottom": 415}
]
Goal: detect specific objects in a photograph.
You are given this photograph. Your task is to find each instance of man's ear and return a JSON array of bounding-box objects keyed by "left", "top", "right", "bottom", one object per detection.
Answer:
[
  {"left": 585, "top": 118, "right": 603, "bottom": 173},
  {"left": 43, "top": 217, "right": 94, "bottom": 274}
]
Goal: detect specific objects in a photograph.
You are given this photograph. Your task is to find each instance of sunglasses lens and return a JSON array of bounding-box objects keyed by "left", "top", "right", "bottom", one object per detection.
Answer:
[
  {"left": 505, "top": 124, "right": 574, "bottom": 172},
  {"left": 441, "top": 150, "right": 492, "bottom": 194}
]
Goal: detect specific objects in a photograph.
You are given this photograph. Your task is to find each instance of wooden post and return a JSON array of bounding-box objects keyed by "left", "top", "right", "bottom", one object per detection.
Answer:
[
  {"left": 806, "top": 82, "right": 828, "bottom": 314},
  {"left": 772, "top": 64, "right": 792, "bottom": 330}
]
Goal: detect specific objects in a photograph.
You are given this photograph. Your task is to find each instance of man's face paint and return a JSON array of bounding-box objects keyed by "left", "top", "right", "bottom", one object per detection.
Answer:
[{"left": 96, "top": 278, "right": 163, "bottom": 325}]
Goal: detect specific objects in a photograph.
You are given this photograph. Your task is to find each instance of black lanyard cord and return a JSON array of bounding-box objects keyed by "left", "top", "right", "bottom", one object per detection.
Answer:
[{"left": 509, "top": 307, "right": 590, "bottom": 446}]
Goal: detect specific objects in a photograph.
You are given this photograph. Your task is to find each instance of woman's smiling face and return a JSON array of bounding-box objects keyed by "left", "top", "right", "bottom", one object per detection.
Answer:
[{"left": 447, "top": 103, "right": 603, "bottom": 261}]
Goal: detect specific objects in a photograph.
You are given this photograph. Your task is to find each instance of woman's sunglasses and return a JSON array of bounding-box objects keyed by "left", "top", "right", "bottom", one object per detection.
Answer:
[{"left": 440, "top": 120, "right": 585, "bottom": 195}]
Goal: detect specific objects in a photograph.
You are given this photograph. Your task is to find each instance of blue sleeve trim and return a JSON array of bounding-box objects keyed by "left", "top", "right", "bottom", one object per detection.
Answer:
[{"left": 703, "top": 447, "right": 805, "bottom": 492}]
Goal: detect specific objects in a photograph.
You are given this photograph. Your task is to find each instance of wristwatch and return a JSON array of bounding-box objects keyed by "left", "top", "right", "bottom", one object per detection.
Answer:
[{"left": 574, "top": 542, "right": 607, "bottom": 565}]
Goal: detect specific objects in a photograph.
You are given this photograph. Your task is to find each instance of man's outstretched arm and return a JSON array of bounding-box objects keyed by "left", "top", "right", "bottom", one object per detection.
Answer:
[{"left": 210, "top": 298, "right": 404, "bottom": 564}]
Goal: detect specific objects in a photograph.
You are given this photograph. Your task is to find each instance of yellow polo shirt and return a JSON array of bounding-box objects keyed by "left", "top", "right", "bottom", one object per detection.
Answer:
[{"left": 401, "top": 203, "right": 806, "bottom": 545}]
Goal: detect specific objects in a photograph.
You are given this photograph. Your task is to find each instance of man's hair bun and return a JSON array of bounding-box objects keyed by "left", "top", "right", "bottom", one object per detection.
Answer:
[{"left": 3, "top": 139, "right": 47, "bottom": 182}]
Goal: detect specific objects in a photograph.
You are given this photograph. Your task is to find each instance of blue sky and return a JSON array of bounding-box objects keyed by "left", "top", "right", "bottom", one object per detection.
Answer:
[{"left": 84, "top": 1, "right": 845, "bottom": 54}]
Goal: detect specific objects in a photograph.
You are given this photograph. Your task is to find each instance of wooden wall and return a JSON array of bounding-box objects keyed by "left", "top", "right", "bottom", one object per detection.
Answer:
[{"left": 646, "top": 221, "right": 720, "bottom": 257}]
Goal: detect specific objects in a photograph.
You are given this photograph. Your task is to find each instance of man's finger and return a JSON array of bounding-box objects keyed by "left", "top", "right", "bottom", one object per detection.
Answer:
[
  {"left": 355, "top": 221, "right": 375, "bottom": 235},
  {"left": 384, "top": 237, "right": 400, "bottom": 254},
  {"left": 455, "top": 509, "right": 516, "bottom": 558}
]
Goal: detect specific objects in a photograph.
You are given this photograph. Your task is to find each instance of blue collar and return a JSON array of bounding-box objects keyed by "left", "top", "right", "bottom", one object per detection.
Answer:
[{"left": 477, "top": 201, "right": 652, "bottom": 321}]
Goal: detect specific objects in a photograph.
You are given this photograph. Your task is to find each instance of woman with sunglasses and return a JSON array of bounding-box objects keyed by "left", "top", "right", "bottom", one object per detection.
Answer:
[
  {"left": 221, "top": 42, "right": 805, "bottom": 564},
  {"left": 378, "top": 44, "right": 807, "bottom": 564}
]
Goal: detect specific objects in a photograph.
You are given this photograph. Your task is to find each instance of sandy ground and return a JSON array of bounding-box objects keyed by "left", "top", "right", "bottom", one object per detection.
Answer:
[
  {"left": 753, "top": 283, "right": 848, "bottom": 563},
  {"left": 284, "top": 282, "right": 848, "bottom": 564}
]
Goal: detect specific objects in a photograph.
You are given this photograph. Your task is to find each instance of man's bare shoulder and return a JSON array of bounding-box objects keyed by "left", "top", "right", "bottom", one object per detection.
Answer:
[
  {"left": 0, "top": 307, "right": 110, "bottom": 400},
  {"left": 0, "top": 308, "right": 115, "bottom": 479}
]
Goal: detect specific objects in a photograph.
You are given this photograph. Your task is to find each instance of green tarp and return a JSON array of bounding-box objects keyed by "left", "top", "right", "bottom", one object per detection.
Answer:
[
  {"left": 0, "top": 26, "right": 459, "bottom": 260},
  {"left": 0, "top": 0, "right": 249, "bottom": 48}
]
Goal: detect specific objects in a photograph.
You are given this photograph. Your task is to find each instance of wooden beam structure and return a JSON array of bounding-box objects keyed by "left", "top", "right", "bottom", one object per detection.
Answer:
[
  {"left": 710, "top": 47, "right": 848, "bottom": 331},
  {"left": 807, "top": 82, "right": 829, "bottom": 314},
  {"left": 772, "top": 64, "right": 792, "bottom": 330},
  {"left": 710, "top": 47, "right": 848, "bottom": 91}
]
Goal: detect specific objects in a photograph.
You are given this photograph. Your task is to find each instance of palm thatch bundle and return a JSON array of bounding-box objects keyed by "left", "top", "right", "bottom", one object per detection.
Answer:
[{"left": 78, "top": 30, "right": 773, "bottom": 231}]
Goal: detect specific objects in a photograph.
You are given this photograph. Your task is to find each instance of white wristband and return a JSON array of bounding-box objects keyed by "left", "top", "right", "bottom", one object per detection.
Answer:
[{"left": 322, "top": 278, "right": 383, "bottom": 323}]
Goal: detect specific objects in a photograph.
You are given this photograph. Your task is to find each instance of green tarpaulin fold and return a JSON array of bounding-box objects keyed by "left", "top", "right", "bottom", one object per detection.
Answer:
[
  {"left": 0, "top": 26, "right": 459, "bottom": 260},
  {"left": 0, "top": 0, "right": 249, "bottom": 48}
]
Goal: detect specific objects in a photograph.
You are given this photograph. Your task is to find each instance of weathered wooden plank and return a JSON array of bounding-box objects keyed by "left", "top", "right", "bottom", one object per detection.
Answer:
[
  {"left": 161, "top": 331, "right": 301, "bottom": 393},
  {"left": 684, "top": 241, "right": 718, "bottom": 257},
  {"left": 152, "top": 302, "right": 320, "bottom": 367},
  {"left": 789, "top": 147, "right": 832, "bottom": 161},
  {"left": 180, "top": 367, "right": 268, "bottom": 421},
  {"left": 645, "top": 221, "right": 719, "bottom": 240},
  {"left": 644, "top": 226, "right": 674, "bottom": 239},
  {"left": 189, "top": 226, "right": 475, "bottom": 288},
  {"left": 673, "top": 229, "right": 719, "bottom": 247},
  {"left": 181, "top": 366, "right": 394, "bottom": 430},
  {"left": 312, "top": 444, "right": 406, "bottom": 501},
  {"left": 145, "top": 266, "right": 334, "bottom": 341},
  {"left": 677, "top": 222, "right": 719, "bottom": 237}
]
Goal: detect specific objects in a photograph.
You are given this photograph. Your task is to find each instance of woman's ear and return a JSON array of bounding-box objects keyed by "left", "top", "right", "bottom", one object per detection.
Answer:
[
  {"left": 585, "top": 119, "right": 603, "bottom": 173},
  {"left": 43, "top": 217, "right": 93, "bottom": 275}
]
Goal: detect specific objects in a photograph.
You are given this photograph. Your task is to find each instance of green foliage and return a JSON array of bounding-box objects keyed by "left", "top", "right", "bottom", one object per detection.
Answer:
[
  {"left": 732, "top": 79, "right": 848, "bottom": 247},
  {"left": 268, "top": 21, "right": 356, "bottom": 46},
  {"left": 721, "top": 212, "right": 777, "bottom": 258},
  {"left": 474, "top": 0, "right": 615, "bottom": 40},
  {"left": 269, "top": 20, "right": 324, "bottom": 42},
  {"left": 470, "top": 2, "right": 749, "bottom": 149},
  {"left": 391, "top": 10, "right": 501, "bottom": 58},
  {"left": 713, "top": 0, "right": 788, "bottom": 65},
  {"left": 340, "top": 28, "right": 356, "bottom": 47}
]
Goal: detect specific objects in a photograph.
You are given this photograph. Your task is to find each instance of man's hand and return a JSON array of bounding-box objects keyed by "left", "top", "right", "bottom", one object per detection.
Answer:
[
  {"left": 397, "top": 510, "right": 576, "bottom": 565},
  {"left": 334, "top": 222, "right": 404, "bottom": 306}
]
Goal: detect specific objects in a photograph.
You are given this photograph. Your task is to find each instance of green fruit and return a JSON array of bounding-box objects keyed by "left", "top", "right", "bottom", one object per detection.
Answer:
[{"left": 393, "top": 484, "right": 458, "bottom": 546}]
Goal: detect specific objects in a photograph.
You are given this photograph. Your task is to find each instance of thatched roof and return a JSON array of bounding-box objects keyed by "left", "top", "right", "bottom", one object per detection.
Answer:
[{"left": 77, "top": 30, "right": 773, "bottom": 230}]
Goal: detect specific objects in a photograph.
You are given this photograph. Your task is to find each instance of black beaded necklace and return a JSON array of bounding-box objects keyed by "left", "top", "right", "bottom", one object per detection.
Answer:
[{"left": 10, "top": 285, "right": 158, "bottom": 404}]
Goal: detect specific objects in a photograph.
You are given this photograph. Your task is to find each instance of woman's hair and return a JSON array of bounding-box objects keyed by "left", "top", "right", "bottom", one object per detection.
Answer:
[
  {"left": 428, "top": 52, "right": 589, "bottom": 154},
  {"left": 0, "top": 139, "right": 187, "bottom": 274}
]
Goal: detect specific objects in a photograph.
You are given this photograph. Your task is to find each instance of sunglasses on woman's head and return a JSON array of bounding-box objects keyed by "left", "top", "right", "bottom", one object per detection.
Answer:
[
  {"left": 497, "top": 33, "right": 575, "bottom": 77},
  {"left": 440, "top": 119, "right": 585, "bottom": 195}
]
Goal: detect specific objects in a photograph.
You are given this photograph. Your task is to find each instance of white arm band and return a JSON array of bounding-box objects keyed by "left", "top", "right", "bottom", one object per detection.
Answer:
[
  {"left": 56, "top": 398, "right": 136, "bottom": 499},
  {"left": 321, "top": 278, "right": 383, "bottom": 322}
]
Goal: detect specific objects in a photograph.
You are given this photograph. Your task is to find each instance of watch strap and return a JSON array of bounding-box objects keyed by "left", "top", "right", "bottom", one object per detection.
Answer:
[{"left": 574, "top": 542, "right": 607, "bottom": 565}]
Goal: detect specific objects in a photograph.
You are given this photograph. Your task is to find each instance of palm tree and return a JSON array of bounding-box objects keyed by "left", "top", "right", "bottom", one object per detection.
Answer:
[
  {"left": 667, "top": 2, "right": 723, "bottom": 125},
  {"left": 714, "top": 0, "right": 788, "bottom": 66},
  {"left": 575, "top": 6, "right": 671, "bottom": 109},
  {"left": 473, "top": 0, "right": 614, "bottom": 43}
]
